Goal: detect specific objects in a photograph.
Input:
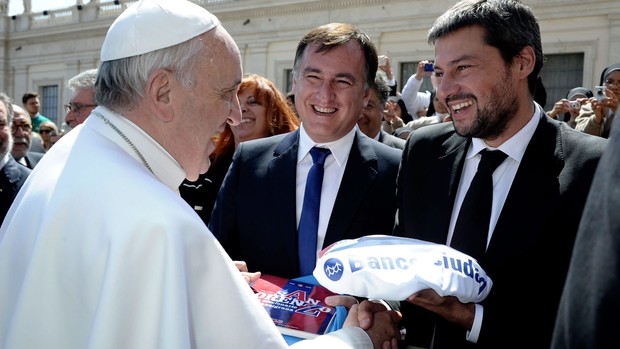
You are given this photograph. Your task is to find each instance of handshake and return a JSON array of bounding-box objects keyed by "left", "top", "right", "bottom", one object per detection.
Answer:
[{"left": 234, "top": 261, "right": 404, "bottom": 349}]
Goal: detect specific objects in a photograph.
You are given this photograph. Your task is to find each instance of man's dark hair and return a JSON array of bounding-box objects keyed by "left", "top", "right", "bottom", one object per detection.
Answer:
[
  {"left": 286, "top": 91, "right": 295, "bottom": 103},
  {"left": 293, "top": 23, "right": 378, "bottom": 90},
  {"left": 427, "top": 0, "right": 543, "bottom": 96},
  {"left": 22, "top": 91, "right": 39, "bottom": 105},
  {"left": 372, "top": 71, "right": 390, "bottom": 107},
  {"left": 534, "top": 76, "right": 547, "bottom": 109}
]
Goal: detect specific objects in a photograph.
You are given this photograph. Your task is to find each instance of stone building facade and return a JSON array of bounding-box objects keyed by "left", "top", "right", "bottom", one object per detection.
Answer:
[{"left": 1, "top": 0, "right": 619, "bottom": 128}]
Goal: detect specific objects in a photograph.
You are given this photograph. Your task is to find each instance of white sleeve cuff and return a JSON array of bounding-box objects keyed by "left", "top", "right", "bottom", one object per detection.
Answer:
[
  {"left": 291, "top": 326, "right": 372, "bottom": 349},
  {"left": 368, "top": 298, "right": 392, "bottom": 311},
  {"left": 465, "top": 303, "right": 483, "bottom": 343}
]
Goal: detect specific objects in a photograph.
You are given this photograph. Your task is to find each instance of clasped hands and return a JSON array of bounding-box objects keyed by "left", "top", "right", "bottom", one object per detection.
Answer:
[
  {"left": 235, "top": 261, "right": 476, "bottom": 348},
  {"left": 325, "top": 296, "right": 402, "bottom": 349},
  {"left": 234, "top": 261, "right": 403, "bottom": 349},
  {"left": 328, "top": 289, "right": 476, "bottom": 349}
]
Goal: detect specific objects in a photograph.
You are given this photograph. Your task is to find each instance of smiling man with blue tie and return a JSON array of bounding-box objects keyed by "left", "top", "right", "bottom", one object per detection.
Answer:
[{"left": 209, "top": 23, "right": 402, "bottom": 279}]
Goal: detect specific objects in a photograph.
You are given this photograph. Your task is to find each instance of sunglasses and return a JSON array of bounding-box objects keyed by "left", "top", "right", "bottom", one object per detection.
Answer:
[{"left": 39, "top": 129, "right": 53, "bottom": 134}]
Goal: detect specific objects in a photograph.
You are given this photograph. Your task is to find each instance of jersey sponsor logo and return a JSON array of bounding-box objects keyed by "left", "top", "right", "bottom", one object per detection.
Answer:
[
  {"left": 435, "top": 255, "right": 488, "bottom": 295},
  {"left": 325, "top": 253, "right": 488, "bottom": 295},
  {"left": 323, "top": 258, "right": 345, "bottom": 281}
]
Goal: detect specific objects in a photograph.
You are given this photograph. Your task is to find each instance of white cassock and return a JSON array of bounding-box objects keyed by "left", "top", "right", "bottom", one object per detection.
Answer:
[{"left": 0, "top": 106, "right": 370, "bottom": 349}]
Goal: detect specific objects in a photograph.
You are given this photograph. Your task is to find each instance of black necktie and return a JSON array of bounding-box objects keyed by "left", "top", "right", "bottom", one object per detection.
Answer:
[
  {"left": 298, "top": 147, "right": 331, "bottom": 276},
  {"left": 450, "top": 149, "right": 508, "bottom": 261}
]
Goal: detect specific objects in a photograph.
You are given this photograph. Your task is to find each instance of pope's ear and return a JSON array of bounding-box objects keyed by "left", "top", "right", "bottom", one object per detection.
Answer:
[{"left": 146, "top": 68, "right": 174, "bottom": 122}]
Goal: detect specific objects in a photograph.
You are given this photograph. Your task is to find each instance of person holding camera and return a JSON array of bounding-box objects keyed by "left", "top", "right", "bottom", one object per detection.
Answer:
[
  {"left": 547, "top": 87, "right": 593, "bottom": 128},
  {"left": 401, "top": 60, "right": 435, "bottom": 121},
  {"left": 377, "top": 55, "right": 399, "bottom": 98},
  {"left": 575, "top": 63, "right": 620, "bottom": 138}
]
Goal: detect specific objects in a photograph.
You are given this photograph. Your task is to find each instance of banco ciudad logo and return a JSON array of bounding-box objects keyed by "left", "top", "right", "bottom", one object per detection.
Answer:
[{"left": 323, "top": 258, "right": 344, "bottom": 281}]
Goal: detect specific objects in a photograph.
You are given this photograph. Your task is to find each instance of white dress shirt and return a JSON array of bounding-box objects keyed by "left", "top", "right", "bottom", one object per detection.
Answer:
[{"left": 296, "top": 124, "right": 356, "bottom": 259}]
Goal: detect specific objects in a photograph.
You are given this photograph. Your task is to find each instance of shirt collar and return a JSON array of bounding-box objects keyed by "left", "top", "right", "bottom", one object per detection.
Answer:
[
  {"left": 298, "top": 123, "right": 356, "bottom": 167},
  {"left": 468, "top": 102, "right": 541, "bottom": 163},
  {"left": 92, "top": 106, "right": 186, "bottom": 193}
]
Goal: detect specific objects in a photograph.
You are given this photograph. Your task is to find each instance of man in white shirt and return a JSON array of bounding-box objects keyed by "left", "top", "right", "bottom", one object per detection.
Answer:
[
  {"left": 400, "top": 60, "right": 434, "bottom": 119},
  {"left": 357, "top": 0, "right": 606, "bottom": 348},
  {"left": 210, "top": 23, "right": 402, "bottom": 282},
  {"left": 0, "top": 1, "right": 400, "bottom": 348}
]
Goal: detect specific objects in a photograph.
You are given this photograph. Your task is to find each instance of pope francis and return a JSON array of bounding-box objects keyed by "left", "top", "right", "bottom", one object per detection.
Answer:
[{"left": 0, "top": 0, "right": 401, "bottom": 348}]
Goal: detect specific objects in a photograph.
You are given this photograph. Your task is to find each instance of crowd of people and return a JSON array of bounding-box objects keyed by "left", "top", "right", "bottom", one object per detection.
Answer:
[
  {"left": 0, "top": 0, "right": 617, "bottom": 348},
  {"left": 0, "top": 66, "right": 98, "bottom": 223}
]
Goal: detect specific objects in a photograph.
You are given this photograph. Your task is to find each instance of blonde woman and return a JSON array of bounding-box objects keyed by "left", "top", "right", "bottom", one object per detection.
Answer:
[{"left": 36, "top": 121, "right": 58, "bottom": 152}]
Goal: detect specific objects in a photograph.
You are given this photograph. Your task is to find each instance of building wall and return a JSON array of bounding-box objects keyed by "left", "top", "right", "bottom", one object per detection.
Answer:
[{"left": 0, "top": 0, "right": 619, "bottom": 126}]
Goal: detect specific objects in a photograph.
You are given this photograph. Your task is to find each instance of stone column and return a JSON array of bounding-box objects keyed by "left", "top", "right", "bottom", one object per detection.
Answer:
[
  {"left": 22, "top": 0, "right": 31, "bottom": 14},
  {"left": 0, "top": 0, "right": 8, "bottom": 15}
]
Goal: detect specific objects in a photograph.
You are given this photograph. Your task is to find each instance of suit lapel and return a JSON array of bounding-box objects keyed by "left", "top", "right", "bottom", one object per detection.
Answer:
[
  {"left": 486, "top": 117, "right": 563, "bottom": 268},
  {"left": 25, "top": 153, "right": 35, "bottom": 169},
  {"left": 444, "top": 133, "right": 469, "bottom": 200},
  {"left": 324, "top": 131, "right": 378, "bottom": 246},
  {"left": 3, "top": 157, "right": 24, "bottom": 185},
  {"left": 433, "top": 133, "right": 469, "bottom": 243},
  {"left": 268, "top": 131, "right": 301, "bottom": 253},
  {"left": 0, "top": 157, "right": 26, "bottom": 197}
]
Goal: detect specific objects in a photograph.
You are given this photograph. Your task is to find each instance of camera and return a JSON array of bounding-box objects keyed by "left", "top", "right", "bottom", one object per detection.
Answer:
[
  {"left": 594, "top": 85, "right": 606, "bottom": 101},
  {"left": 424, "top": 63, "right": 434, "bottom": 72},
  {"left": 378, "top": 56, "right": 387, "bottom": 66},
  {"left": 569, "top": 101, "right": 580, "bottom": 110}
]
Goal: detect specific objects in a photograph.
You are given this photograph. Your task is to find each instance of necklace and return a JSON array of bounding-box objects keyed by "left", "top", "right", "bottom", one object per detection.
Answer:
[{"left": 92, "top": 110, "right": 154, "bottom": 174}]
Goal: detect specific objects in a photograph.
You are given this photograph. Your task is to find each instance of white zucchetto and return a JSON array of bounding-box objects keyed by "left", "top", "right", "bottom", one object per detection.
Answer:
[{"left": 100, "top": 0, "right": 220, "bottom": 62}]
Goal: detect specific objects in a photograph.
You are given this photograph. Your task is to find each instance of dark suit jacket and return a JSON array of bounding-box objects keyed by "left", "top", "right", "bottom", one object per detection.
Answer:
[
  {"left": 394, "top": 116, "right": 607, "bottom": 348},
  {"left": 29, "top": 138, "right": 46, "bottom": 153},
  {"left": 210, "top": 129, "right": 403, "bottom": 279},
  {"left": 179, "top": 150, "right": 233, "bottom": 227},
  {"left": 0, "top": 155, "right": 32, "bottom": 224},
  {"left": 378, "top": 130, "right": 406, "bottom": 149},
  {"left": 17, "top": 151, "right": 44, "bottom": 169},
  {"left": 551, "top": 116, "right": 618, "bottom": 348}
]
